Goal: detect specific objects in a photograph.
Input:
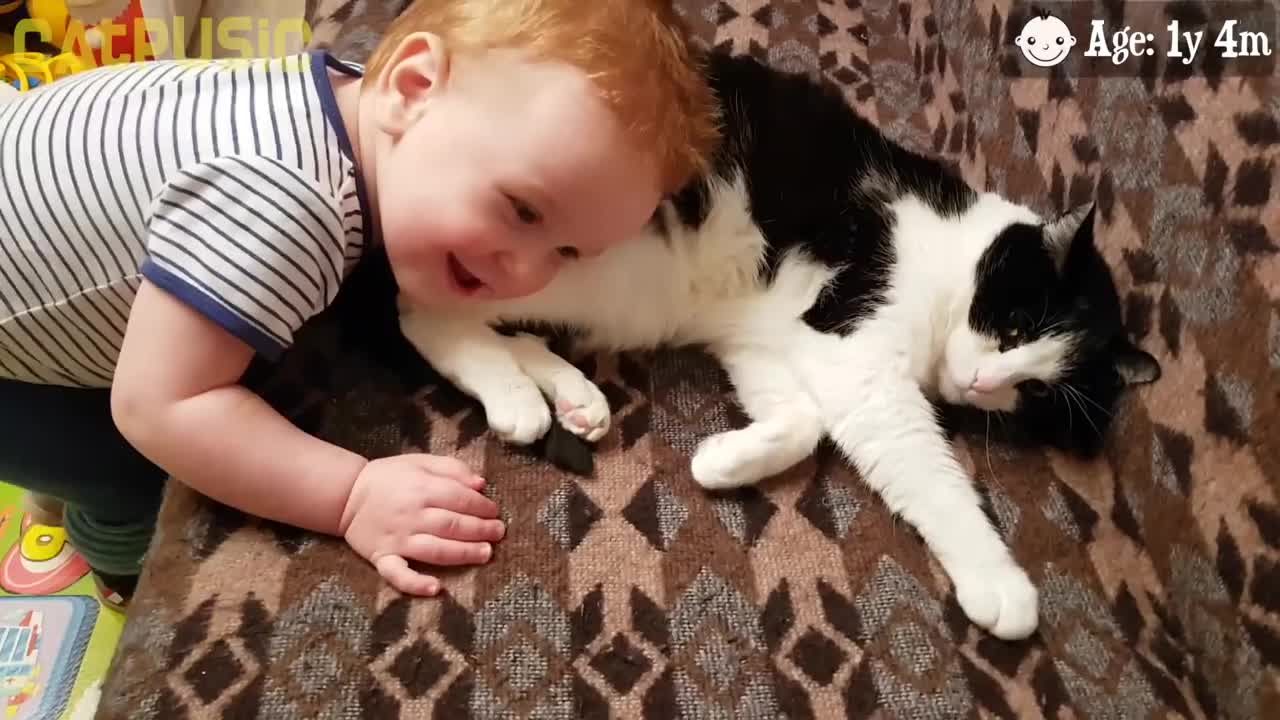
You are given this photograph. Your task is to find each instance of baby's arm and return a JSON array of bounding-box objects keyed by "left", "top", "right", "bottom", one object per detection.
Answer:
[
  {"left": 113, "top": 280, "right": 364, "bottom": 534},
  {"left": 112, "top": 280, "right": 503, "bottom": 594},
  {"left": 110, "top": 153, "right": 502, "bottom": 593}
]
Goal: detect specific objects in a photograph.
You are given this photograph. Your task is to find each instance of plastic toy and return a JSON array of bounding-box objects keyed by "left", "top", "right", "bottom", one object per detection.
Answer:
[
  {"left": 25, "top": 0, "right": 153, "bottom": 66},
  {"left": 0, "top": 49, "right": 86, "bottom": 91}
]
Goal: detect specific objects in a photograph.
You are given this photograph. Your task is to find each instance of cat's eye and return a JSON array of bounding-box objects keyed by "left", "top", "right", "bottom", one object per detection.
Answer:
[
  {"left": 1018, "top": 379, "right": 1051, "bottom": 397},
  {"left": 557, "top": 247, "right": 580, "bottom": 260},
  {"left": 999, "top": 310, "right": 1034, "bottom": 350}
]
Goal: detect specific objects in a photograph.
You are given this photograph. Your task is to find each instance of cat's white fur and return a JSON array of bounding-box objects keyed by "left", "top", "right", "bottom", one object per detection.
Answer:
[{"left": 399, "top": 172, "right": 1067, "bottom": 640}]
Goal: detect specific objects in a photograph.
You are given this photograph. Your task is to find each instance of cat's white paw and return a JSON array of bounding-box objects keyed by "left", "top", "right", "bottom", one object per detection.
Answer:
[
  {"left": 481, "top": 377, "right": 552, "bottom": 445},
  {"left": 691, "top": 430, "right": 764, "bottom": 490},
  {"left": 505, "top": 333, "right": 611, "bottom": 443},
  {"left": 550, "top": 375, "right": 611, "bottom": 442},
  {"left": 949, "top": 559, "right": 1039, "bottom": 640}
]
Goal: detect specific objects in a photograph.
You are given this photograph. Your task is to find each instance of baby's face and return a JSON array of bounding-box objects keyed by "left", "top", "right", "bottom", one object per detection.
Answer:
[{"left": 376, "top": 49, "right": 662, "bottom": 306}]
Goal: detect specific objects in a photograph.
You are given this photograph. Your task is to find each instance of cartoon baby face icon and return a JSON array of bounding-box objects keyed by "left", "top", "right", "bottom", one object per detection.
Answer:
[{"left": 1015, "top": 13, "right": 1076, "bottom": 67}]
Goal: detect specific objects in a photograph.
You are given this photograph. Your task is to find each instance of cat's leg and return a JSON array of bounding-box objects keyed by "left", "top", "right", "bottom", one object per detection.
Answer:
[
  {"left": 819, "top": 370, "right": 1039, "bottom": 640},
  {"left": 503, "top": 333, "right": 612, "bottom": 442},
  {"left": 691, "top": 345, "right": 824, "bottom": 490},
  {"left": 399, "top": 309, "right": 552, "bottom": 445}
]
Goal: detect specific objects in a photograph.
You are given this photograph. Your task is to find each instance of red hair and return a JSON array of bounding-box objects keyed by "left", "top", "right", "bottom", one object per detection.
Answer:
[{"left": 364, "top": 0, "right": 720, "bottom": 192}]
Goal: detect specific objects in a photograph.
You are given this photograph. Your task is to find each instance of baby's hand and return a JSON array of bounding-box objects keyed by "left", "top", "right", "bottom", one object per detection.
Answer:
[{"left": 340, "top": 454, "right": 505, "bottom": 596}]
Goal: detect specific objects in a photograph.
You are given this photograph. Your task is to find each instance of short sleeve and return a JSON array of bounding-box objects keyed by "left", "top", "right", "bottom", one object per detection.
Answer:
[{"left": 141, "top": 154, "right": 349, "bottom": 359}]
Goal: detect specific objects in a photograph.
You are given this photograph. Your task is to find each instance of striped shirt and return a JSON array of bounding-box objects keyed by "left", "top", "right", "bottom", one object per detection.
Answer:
[{"left": 0, "top": 51, "right": 372, "bottom": 388}]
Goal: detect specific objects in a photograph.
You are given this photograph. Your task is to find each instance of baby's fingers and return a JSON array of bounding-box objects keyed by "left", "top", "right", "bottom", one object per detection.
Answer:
[
  {"left": 426, "top": 483, "right": 500, "bottom": 519},
  {"left": 375, "top": 555, "right": 441, "bottom": 597},
  {"left": 423, "top": 509, "right": 506, "bottom": 542},
  {"left": 404, "top": 454, "right": 479, "bottom": 482},
  {"left": 404, "top": 534, "right": 494, "bottom": 567}
]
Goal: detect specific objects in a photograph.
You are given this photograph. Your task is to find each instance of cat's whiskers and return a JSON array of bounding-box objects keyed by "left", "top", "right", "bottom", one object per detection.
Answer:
[
  {"left": 1056, "top": 385, "right": 1075, "bottom": 433},
  {"left": 1063, "top": 383, "right": 1104, "bottom": 439},
  {"left": 982, "top": 412, "right": 1010, "bottom": 498},
  {"left": 1065, "top": 381, "right": 1112, "bottom": 418}
]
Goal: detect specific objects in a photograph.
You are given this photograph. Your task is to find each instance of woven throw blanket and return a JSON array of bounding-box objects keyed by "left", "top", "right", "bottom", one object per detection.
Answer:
[{"left": 97, "top": 0, "right": 1278, "bottom": 717}]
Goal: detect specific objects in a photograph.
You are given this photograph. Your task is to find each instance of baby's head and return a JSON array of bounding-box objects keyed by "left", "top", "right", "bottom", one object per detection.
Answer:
[{"left": 357, "top": 0, "right": 719, "bottom": 305}]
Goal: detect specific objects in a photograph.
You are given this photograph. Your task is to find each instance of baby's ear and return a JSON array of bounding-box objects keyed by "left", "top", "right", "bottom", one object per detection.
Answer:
[
  {"left": 374, "top": 31, "right": 451, "bottom": 136},
  {"left": 1111, "top": 337, "right": 1161, "bottom": 385}
]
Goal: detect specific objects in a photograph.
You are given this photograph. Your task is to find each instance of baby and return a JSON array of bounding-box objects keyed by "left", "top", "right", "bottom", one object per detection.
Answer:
[{"left": 0, "top": 0, "right": 718, "bottom": 607}]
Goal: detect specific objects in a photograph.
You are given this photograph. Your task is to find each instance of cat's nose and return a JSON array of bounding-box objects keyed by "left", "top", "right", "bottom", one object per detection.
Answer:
[{"left": 970, "top": 375, "right": 1003, "bottom": 394}]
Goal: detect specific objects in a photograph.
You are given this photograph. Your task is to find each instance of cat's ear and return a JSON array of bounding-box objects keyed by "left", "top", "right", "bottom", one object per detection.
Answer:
[
  {"left": 1044, "top": 202, "right": 1095, "bottom": 271},
  {"left": 1111, "top": 337, "right": 1161, "bottom": 385}
]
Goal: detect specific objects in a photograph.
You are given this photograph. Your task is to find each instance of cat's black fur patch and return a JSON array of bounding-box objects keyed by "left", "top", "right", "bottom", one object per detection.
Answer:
[
  {"left": 668, "top": 52, "right": 976, "bottom": 334},
  {"left": 542, "top": 422, "right": 595, "bottom": 476}
]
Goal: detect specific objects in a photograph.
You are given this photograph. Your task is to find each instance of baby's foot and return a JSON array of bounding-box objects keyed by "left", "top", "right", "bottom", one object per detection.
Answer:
[{"left": 22, "top": 492, "right": 64, "bottom": 526}]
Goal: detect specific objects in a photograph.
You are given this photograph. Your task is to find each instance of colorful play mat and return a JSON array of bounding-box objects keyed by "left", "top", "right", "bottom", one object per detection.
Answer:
[{"left": 0, "top": 482, "right": 123, "bottom": 720}]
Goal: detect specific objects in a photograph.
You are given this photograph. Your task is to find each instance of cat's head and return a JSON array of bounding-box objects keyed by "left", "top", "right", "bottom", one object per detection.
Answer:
[{"left": 937, "top": 201, "right": 1161, "bottom": 456}]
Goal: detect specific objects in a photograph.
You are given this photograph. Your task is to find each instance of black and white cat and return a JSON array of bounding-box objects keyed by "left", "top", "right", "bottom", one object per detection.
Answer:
[{"left": 397, "top": 52, "right": 1161, "bottom": 640}]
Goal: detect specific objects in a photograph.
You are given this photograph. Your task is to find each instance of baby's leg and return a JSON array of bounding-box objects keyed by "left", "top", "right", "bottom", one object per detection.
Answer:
[
  {"left": 503, "top": 333, "right": 611, "bottom": 442},
  {"left": 691, "top": 344, "right": 824, "bottom": 490},
  {"left": 0, "top": 378, "right": 167, "bottom": 608},
  {"left": 399, "top": 307, "right": 552, "bottom": 445}
]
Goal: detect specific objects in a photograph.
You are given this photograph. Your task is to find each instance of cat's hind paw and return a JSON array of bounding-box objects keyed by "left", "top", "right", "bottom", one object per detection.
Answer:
[
  {"left": 951, "top": 561, "right": 1039, "bottom": 640},
  {"left": 691, "top": 430, "right": 764, "bottom": 490}
]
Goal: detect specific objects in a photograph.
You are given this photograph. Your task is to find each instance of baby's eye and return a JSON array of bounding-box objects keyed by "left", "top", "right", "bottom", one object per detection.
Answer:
[
  {"left": 557, "top": 247, "right": 580, "bottom": 260},
  {"left": 1056, "top": 36, "right": 1066, "bottom": 44},
  {"left": 507, "top": 195, "right": 542, "bottom": 225},
  {"left": 1026, "top": 36, "right": 1036, "bottom": 45}
]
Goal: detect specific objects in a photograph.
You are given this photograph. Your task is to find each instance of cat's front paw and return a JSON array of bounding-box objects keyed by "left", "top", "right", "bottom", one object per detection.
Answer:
[
  {"left": 506, "top": 333, "right": 611, "bottom": 442},
  {"left": 481, "top": 377, "right": 552, "bottom": 445},
  {"left": 949, "top": 560, "right": 1039, "bottom": 640},
  {"left": 550, "top": 375, "right": 611, "bottom": 442}
]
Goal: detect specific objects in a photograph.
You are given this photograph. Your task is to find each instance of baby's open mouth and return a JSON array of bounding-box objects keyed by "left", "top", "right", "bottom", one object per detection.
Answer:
[{"left": 448, "top": 254, "right": 485, "bottom": 293}]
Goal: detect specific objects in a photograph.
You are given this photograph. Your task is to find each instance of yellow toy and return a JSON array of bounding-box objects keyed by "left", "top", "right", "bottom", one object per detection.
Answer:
[
  {"left": 0, "top": 49, "right": 86, "bottom": 91},
  {"left": 26, "top": 0, "right": 152, "bottom": 66}
]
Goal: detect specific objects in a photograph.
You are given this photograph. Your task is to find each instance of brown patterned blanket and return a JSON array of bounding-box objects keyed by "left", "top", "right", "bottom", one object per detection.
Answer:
[{"left": 97, "top": 1, "right": 1278, "bottom": 717}]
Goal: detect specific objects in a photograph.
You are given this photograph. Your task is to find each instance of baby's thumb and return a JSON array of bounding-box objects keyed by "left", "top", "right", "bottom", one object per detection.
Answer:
[{"left": 375, "top": 555, "right": 440, "bottom": 597}]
